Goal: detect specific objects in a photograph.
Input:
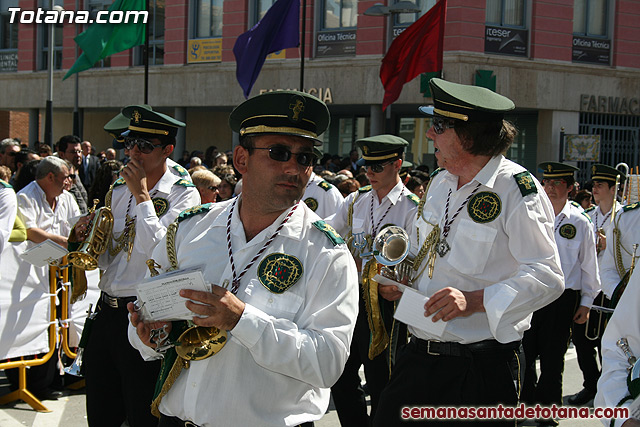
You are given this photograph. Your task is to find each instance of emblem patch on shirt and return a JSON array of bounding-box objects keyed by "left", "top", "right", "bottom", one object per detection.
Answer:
[
  {"left": 559, "top": 223, "right": 577, "bottom": 239},
  {"left": 406, "top": 193, "right": 420, "bottom": 206},
  {"left": 467, "top": 192, "right": 501, "bottom": 224},
  {"left": 312, "top": 220, "right": 345, "bottom": 246},
  {"left": 514, "top": 171, "right": 537, "bottom": 197},
  {"left": 172, "top": 164, "right": 188, "bottom": 177},
  {"left": 177, "top": 203, "right": 213, "bottom": 223},
  {"left": 318, "top": 181, "right": 332, "bottom": 191},
  {"left": 304, "top": 197, "right": 318, "bottom": 212},
  {"left": 258, "top": 253, "right": 303, "bottom": 294},
  {"left": 152, "top": 197, "right": 169, "bottom": 217}
]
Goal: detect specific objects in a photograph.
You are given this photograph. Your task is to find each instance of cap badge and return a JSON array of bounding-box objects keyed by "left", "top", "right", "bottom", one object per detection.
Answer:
[
  {"left": 547, "top": 165, "right": 553, "bottom": 172},
  {"left": 132, "top": 110, "right": 142, "bottom": 124},
  {"left": 363, "top": 146, "right": 369, "bottom": 155},
  {"left": 592, "top": 165, "right": 597, "bottom": 174},
  {"left": 289, "top": 96, "right": 305, "bottom": 122}
]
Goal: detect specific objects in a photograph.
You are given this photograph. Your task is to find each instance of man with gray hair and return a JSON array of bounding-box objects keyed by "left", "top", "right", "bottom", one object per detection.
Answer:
[{"left": 17, "top": 156, "right": 80, "bottom": 248}]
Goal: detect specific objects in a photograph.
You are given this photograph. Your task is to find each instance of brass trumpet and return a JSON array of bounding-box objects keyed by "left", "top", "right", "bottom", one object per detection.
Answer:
[{"left": 68, "top": 199, "right": 114, "bottom": 271}]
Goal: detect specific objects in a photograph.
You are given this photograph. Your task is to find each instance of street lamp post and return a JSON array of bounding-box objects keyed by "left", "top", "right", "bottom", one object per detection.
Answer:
[{"left": 45, "top": 2, "right": 63, "bottom": 148}]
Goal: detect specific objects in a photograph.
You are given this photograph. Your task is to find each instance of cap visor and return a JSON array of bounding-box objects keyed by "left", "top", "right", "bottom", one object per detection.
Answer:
[{"left": 418, "top": 106, "right": 435, "bottom": 116}]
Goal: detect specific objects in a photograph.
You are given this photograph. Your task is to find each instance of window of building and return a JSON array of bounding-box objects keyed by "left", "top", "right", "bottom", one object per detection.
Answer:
[
  {"left": 137, "top": 0, "right": 165, "bottom": 66},
  {"left": 322, "top": 0, "right": 357, "bottom": 30},
  {"left": 394, "top": 0, "right": 436, "bottom": 28},
  {"left": 573, "top": 0, "right": 607, "bottom": 36},
  {"left": 39, "top": 0, "right": 64, "bottom": 71},
  {"left": 486, "top": 0, "right": 526, "bottom": 27},
  {"left": 194, "top": 0, "right": 224, "bottom": 38},
  {"left": 0, "top": 0, "right": 18, "bottom": 50},
  {"left": 254, "top": 0, "right": 275, "bottom": 23}
]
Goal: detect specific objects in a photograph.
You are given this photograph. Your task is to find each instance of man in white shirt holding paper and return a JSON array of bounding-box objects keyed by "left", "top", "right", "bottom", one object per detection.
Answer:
[
  {"left": 374, "top": 79, "right": 564, "bottom": 426},
  {"left": 127, "top": 90, "right": 358, "bottom": 427}
]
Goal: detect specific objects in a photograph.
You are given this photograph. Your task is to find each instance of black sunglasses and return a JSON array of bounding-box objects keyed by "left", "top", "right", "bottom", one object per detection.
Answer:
[
  {"left": 123, "top": 137, "right": 163, "bottom": 154},
  {"left": 207, "top": 186, "right": 219, "bottom": 191},
  {"left": 365, "top": 161, "right": 394, "bottom": 174},
  {"left": 432, "top": 117, "right": 457, "bottom": 135},
  {"left": 253, "top": 146, "right": 317, "bottom": 167}
]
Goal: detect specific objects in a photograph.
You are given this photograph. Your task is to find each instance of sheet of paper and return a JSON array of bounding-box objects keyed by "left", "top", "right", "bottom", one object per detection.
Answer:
[
  {"left": 20, "top": 239, "right": 68, "bottom": 267},
  {"left": 394, "top": 287, "right": 447, "bottom": 338},
  {"left": 136, "top": 269, "right": 210, "bottom": 322},
  {"left": 373, "top": 274, "right": 412, "bottom": 293}
]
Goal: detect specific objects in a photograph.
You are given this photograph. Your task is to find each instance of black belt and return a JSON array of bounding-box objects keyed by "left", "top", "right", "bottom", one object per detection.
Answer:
[
  {"left": 159, "top": 415, "right": 200, "bottom": 427},
  {"left": 410, "top": 336, "right": 519, "bottom": 357},
  {"left": 159, "top": 415, "right": 313, "bottom": 427},
  {"left": 99, "top": 292, "right": 136, "bottom": 309}
]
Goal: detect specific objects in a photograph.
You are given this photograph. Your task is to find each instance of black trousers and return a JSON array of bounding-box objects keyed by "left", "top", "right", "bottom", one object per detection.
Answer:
[
  {"left": 521, "top": 288, "right": 580, "bottom": 406},
  {"left": 373, "top": 338, "right": 522, "bottom": 426},
  {"left": 570, "top": 292, "right": 607, "bottom": 393},
  {"left": 331, "top": 298, "right": 393, "bottom": 427},
  {"left": 83, "top": 299, "right": 161, "bottom": 427}
]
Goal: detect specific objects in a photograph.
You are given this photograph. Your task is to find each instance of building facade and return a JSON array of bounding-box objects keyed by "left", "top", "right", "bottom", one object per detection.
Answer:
[{"left": 0, "top": 0, "right": 638, "bottom": 178}]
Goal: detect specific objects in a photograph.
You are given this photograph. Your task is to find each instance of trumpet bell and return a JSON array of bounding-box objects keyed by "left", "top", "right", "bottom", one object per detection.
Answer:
[
  {"left": 373, "top": 226, "right": 410, "bottom": 266},
  {"left": 175, "top": 326, "right": 228, "bottom": 361},
  {"left": 68, "top": 207, "right": 114, "bottom": 271},
  {"left": 64, "top": 347, "right": 85, "bottom": 377}
]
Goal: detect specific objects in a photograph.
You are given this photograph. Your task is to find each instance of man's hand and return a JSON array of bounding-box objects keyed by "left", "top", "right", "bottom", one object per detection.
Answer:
[
  {"left": 573, "top": 305, "right": 590, "bottom": 324},
  {"left": 425, "top": 287, "right": 485, "bottom": 322},
  {"left": 120, "top": 159, "right": 150, "bottom": 204},
  {"left": 127, "top": 302, "right": 172, "bottom": 349},
  {"left": 181, "top": 286, "right": 246, "bottom": 331},
  {"left": 69, "top": 212, "right": 94, "bottom": 243},
  {"left": 378, "top": 283, "right": 403, "bottom": 301}
]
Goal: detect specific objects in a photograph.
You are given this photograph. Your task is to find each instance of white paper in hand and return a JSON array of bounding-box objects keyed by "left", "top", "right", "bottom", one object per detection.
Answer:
[
  {"left": 136, "top": 268, "right": 210, "bottom": 322},
  {"left": 20, "top": 239, "right": 68, "bottom": 267},
  {"left": 393, "top": 287, "right": 447, "bottom": 338}
]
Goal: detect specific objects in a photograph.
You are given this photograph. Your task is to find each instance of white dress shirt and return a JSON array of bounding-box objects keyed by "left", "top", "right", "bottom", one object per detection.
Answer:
[
  {"left": 595, "top": 266, "right": 640, "bottom": 427},
  {"left": 411, "top": 155, "right": 564, "bottom": 344},
  {"left": 97, "top": 168, "right": 200, "bottom": 297},
  {"left": 553, "top": 201, "right": 601, "bottom": 307},
  {"left": 599, "top": 206, "right": 640, "bottom": 298},
  {"left": 129, "top": 198, "right": 359, "bottom": 426},
  {"left": 302, "top": 172, "right": 344, "bottom": 220},
  {"left": 16, "top": 180, "right": 80, "bottom": 245}
]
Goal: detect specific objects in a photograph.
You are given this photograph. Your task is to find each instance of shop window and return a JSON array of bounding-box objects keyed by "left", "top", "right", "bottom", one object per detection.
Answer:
[
  {"left": 194, "top": 0, "right": 224, "bottom": 38},
  {"left": 573, "top": 0, "right": 607, "bottom": 37}
]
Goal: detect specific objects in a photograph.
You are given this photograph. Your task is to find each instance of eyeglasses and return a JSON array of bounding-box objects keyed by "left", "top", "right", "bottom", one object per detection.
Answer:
[
  {"left": 365, "top": 161, "right": 394, "bottom": 174},
  {"left": 252, "top": 145, "right": 317, "bottom": 167},
  {"left": 123, "top": 137, "right": 163, "bottom": 154},
  {"left": 542, "top": 179, "right": 567, "bottom": 187},
  {"left": 432, "top": 117, "right": 457, "bottom": 135},
  {"left": 207, "top": 186, "right": 219, "bottom": 191}
]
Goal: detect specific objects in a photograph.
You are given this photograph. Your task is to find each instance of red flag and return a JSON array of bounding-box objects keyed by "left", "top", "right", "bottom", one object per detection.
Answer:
[{"left": 380, "top": 0, "right": 447, "bottom": 110}]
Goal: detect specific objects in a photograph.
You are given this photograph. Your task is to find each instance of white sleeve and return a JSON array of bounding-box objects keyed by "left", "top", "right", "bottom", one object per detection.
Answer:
[
  {"left": 578, "top": 218, "right": 601, "bottom": 307},
  {"left": 0, "top": 188, "right": 17, "bottom": 252},
  {"left": 231, "top": 246, "right": 359, "bottom": 388}
]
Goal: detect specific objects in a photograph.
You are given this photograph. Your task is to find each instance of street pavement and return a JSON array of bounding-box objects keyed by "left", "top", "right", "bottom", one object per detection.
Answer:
[{"left": 0, "top": 345, "right": 605, "bottom": 426}]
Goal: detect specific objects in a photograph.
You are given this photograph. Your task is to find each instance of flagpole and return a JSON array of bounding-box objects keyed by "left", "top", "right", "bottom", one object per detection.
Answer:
[
  {"left": 144, "top": 0, "right": 149, "bottom": 103},
  {"left": 299, "top": 0, "right": 306, "bottom": 91}
]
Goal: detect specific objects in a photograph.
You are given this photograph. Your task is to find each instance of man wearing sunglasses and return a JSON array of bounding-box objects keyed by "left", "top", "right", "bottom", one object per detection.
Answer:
[
  {"left": 521, "top": 162, "right": 600, "bottom": 424},
  {"left": 326, "top": 134, "right": 419, "bottom": 426},
  {"left": 71, "top": 106, "right": 201, "bottom": 427},
  {"left": 374, "top": 78, "right": 564, "bottom": 426},
  {"left": 126, "top": 90, "right": 358, "bottom": 427},
  {"left": 103, "top": 105, "right": 193, "bottom": 183}
]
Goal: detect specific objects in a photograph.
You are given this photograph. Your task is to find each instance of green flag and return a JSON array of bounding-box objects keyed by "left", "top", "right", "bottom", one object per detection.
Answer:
[{"left": 63, "top": 0, "right": 146, "bottom": 80}]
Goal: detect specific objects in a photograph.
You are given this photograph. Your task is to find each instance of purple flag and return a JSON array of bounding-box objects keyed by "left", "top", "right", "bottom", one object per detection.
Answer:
[{"left": 233, "top": 0, "right": 300, "bottom": 98}]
